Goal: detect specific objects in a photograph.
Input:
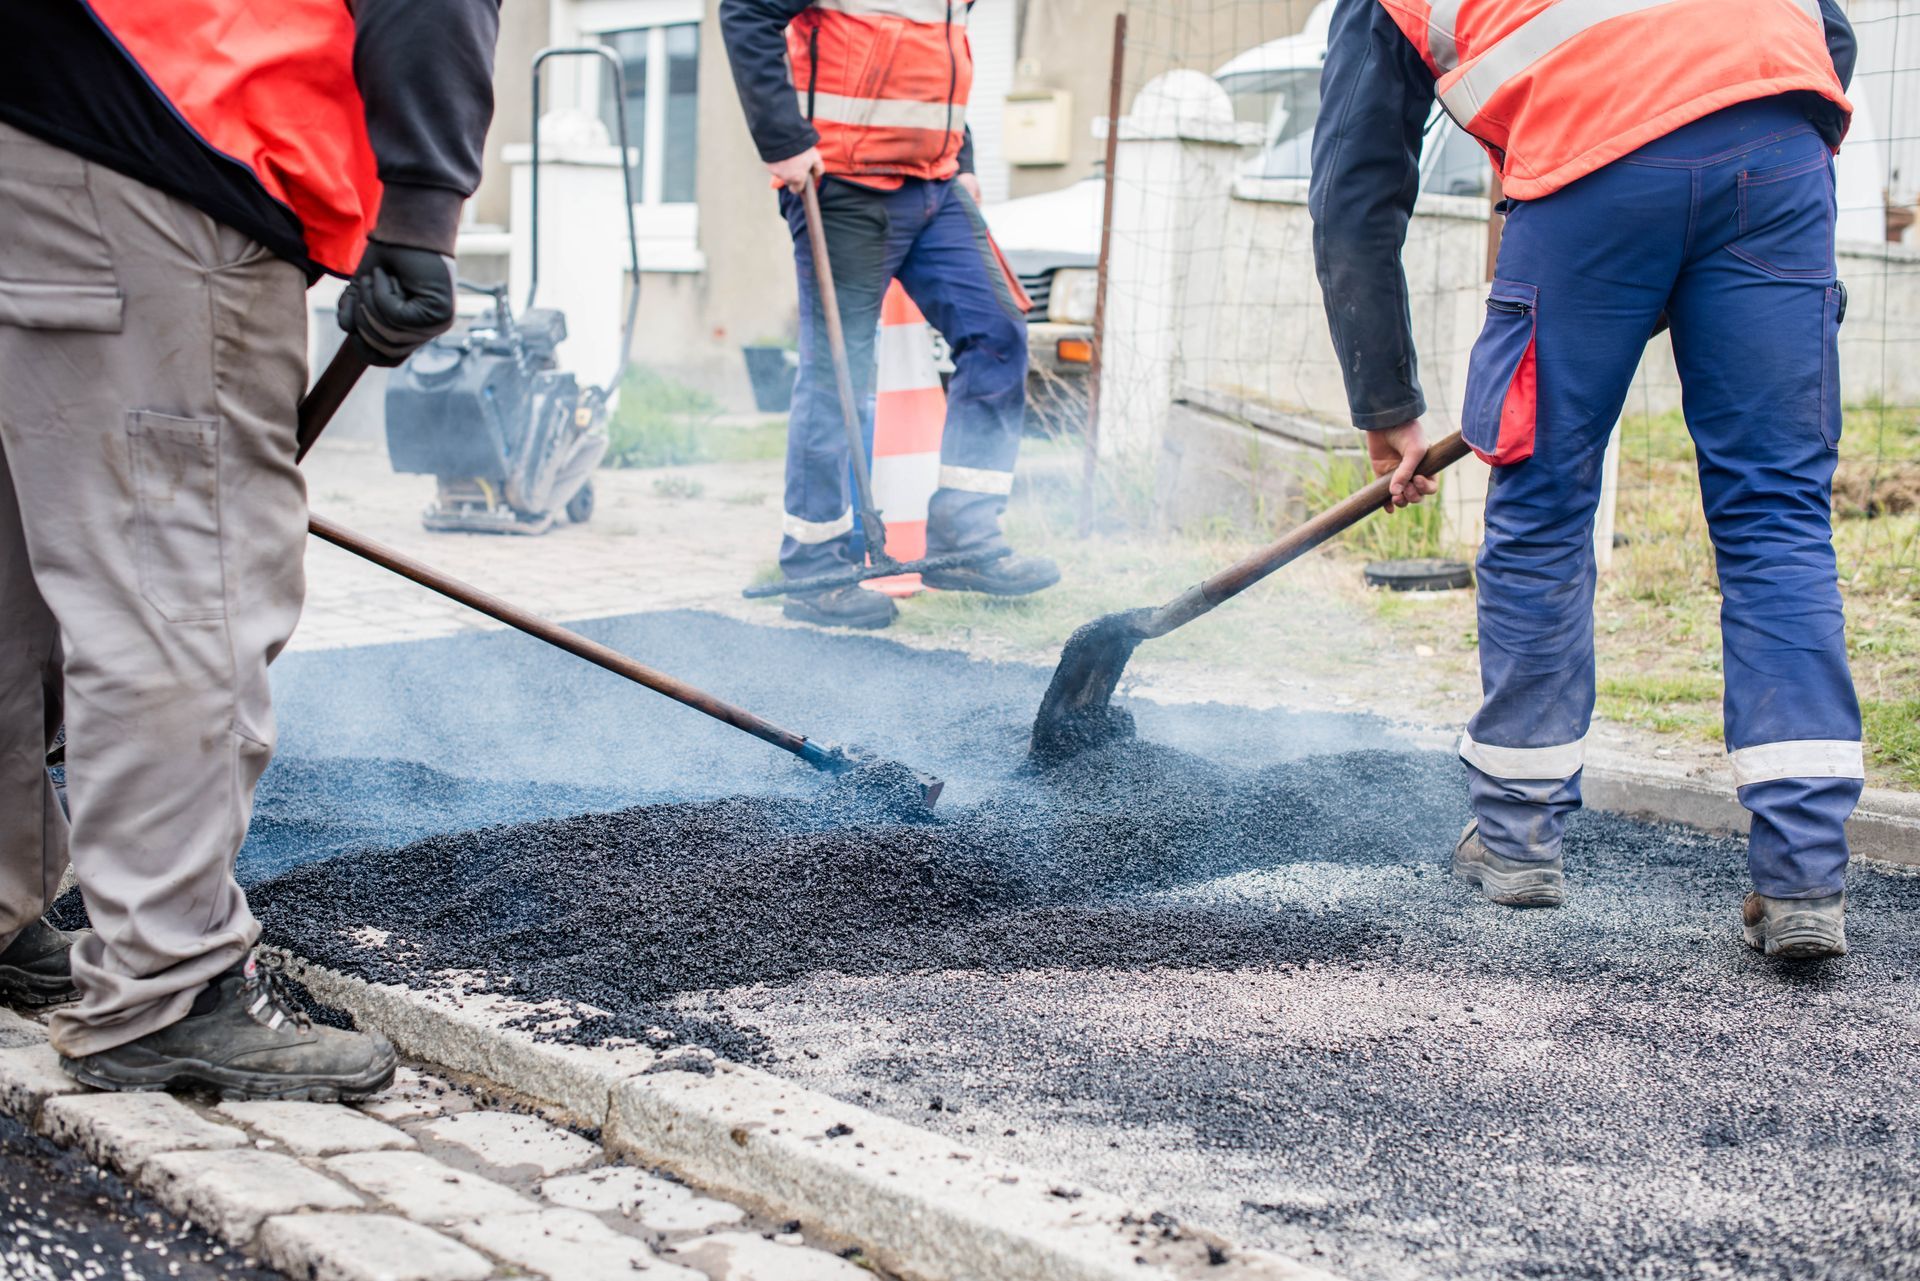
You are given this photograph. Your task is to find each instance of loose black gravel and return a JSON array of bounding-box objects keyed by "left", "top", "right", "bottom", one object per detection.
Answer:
[
  {"left": 0, "top": 1112, "right": 285, "bottom": 1280},
  {"left": 235, "top": 611, "right": 1920, "bottom": 1280}
]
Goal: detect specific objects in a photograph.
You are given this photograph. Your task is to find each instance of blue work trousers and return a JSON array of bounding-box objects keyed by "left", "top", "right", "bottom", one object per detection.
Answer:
[
  {"left": 778, "top": 177, "right": 1029, "bottom": 579},
  {"left": 1460, "top": 97, "right": 1863, "bottom": 898}
]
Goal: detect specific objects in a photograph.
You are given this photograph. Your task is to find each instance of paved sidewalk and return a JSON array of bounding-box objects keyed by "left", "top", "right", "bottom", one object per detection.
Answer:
[
  {"left": 296, "top": 442, "right": 778, "bottom": 652},
  {"left": 0, "top": 1006, "right": 882, "bottom": 1281}
]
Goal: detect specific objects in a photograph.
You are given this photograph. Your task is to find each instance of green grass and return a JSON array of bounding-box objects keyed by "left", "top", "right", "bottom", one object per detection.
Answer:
[
  {"left": 605, "top": 368, "right": 720, "bottom": 468},
  {"left": 1862, "top": 698, "right": 1920, "bottom": 788},
  {"left": 1605, "top": 403, "right": 1920, "bottom": 785},
  {"left": 1301, "top": 454, "right": 1446, "bottom": 562}
]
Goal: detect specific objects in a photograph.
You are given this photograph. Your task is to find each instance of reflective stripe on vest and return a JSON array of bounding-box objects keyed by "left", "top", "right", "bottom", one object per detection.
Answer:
[
  {"left": 1378, "top": 0, "right": 1849, "bottom": 200},
  {"left": 789, "top": 0, "right": 972, "bottom": 184},
  {"left": 90, "top": 0, "right": 380, "bottom": 276},
  {"left": 802, "top": 93, "right": 969, "bottom": 134},
  {"left": 815, "top": 0, "right": 970, "bottom": 25},
  {"left": 1436, "top": 0, "right": 1826, "bottom": 122}
]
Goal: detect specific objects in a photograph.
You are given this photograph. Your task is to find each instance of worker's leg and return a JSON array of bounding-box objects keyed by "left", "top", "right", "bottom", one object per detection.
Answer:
[
  {"left": 1665, "top": 117, "right": 1861, "bottom": 899},
  {"left": 894, "top": 182, "right": 1031, "bottom": 560},
  {"left": 1462, "top": 158, "right": 1685, "bottom": 864},
  {"left": 777, "top": 180, "right": 914, "bottom": 580},
  {"left": 0, "top": 427, "right": 68, "bottom": 951},
  {"left": 0, "top": 124, "right": 308, "bottom": 1057}
]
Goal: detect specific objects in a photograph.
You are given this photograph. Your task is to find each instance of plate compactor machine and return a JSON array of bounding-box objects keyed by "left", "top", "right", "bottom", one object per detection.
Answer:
[{"left": 383, "top": 47, "right": 640, "bottom": 536}]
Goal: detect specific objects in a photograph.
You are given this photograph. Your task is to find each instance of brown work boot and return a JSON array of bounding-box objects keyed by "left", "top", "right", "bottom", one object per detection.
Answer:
[
  {"left": 1742, "top": 891, "right": 1847, "bottom": 960},
  {"left": 0, "top": 918, "right": 83, "bottom": 1008},
  {"left": 1452, "top": 820, "right": 1565, "bottom": 908},
  {"left": 62, "top": 952, "right": 396, "bottom": 1102},
  {"left": 782, "top": 584, "right": 898, "bottom": 629}
]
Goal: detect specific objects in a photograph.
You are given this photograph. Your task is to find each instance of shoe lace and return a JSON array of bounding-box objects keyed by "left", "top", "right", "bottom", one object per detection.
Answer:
[{"left": 242, "top": 954, "right": 312, "bottom": 1032}]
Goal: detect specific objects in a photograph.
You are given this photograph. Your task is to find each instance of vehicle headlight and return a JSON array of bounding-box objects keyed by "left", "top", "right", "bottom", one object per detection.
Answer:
[{"left": 1047, "top": 268, "right": 1099, "bottom": 325}]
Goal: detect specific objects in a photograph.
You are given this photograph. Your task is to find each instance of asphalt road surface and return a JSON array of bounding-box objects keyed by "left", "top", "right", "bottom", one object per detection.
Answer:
[
  {"left": 0, "top": 1112, "right": 285, "bottom": 1281},
  {"left": 246, "top": 611, "right": 1920, "bottom": 1281}
]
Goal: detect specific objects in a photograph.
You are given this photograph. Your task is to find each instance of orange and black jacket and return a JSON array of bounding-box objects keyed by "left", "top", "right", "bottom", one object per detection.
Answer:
[
  {"left": 720, "top": 0, "right": 976, "bottom": 187},
  {"left": 0, "top": 0, "right": 499, "bottom": 279}
]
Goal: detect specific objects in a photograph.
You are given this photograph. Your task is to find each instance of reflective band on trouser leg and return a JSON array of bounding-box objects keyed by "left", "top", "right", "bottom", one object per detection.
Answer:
[
  {"left": 783, "top": 509, "right": 855, "bottom": 545},
  {"left": 1458, "top": 732, "right": 1587, "bottom": 781},
  {"left": 936, "top": 464, "right": 1014, "bottom": 496},
  {"left": 1729, "top": 740, "right": 1865, "bottom": 788}
]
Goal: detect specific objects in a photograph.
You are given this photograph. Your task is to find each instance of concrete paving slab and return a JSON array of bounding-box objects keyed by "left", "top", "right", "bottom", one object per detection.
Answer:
[
  {"left": 674, "top": 1231, "right": 872, "bottom": 1281},
  {"left": 326, "top": 1148, "right": 535, "bottom": 1224},
  {"left": 257, "top": 1211, "right": 493, "bottom": 1281},
  {"left": 356, "top": 1066, "right": 476, "bottom": 1123},
  {"left": 289, "top": 959, "right": 1333, "bottom": 1281},
  {"left": 541, "top": 1166, "right": 746, "bottom": 1233},
  {"left": 0, "top": 1042, "right": 85, "bottom": 1120},
  {"left": 41, "top": 1092, "right": 247, "bottom": 1179},
  {"left": 420, "top": 1109, "right": 600, "bottom": 1178},
  {"left": 217, "top": 1099, "right": 416, "bottom": 1156},
  {"left": 145, "top": 1147, "right": 364, "bottom": 1240},
  {"left": 450, "top": 1206, "right": 704, "bottom": 1280}
]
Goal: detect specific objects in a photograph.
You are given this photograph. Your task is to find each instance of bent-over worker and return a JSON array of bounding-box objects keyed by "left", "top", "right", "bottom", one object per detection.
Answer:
[
  {"left": 1309, "top": 0, "right": 1862, "bottom": 958},
  {"left": 0, "top": 0, "right": 498, "bottom": 1094}
]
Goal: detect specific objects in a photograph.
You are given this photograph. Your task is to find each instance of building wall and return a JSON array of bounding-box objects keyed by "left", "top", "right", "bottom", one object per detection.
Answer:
[
  {"left": 1007, "top": 0, "right": 1318, "bottom": 199},
  {"left": 473, "top": 0, "right": 553, "bottom": 233}
]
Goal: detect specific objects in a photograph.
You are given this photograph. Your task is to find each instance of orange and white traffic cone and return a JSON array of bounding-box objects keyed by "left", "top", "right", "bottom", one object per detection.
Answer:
[{"left": 862, "top": 281, "right": 946, "bottom": 597}]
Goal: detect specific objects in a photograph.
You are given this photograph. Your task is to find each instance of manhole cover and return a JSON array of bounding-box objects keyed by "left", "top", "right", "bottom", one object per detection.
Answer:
[{"left": 1363, "top": 558, "right": 1473, "bottom": 592}]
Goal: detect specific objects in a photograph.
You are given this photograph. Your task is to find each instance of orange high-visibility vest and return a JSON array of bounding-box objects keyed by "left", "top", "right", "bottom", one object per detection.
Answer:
[
  {"left": 91, "top": 0, "right": 381, "bottom": 276},
  {"left": 788, "top": 0, "right": 973, "bottom": 187},
  {"left": 1378, "top": 0, "right": 1850, "bottom": 200}
]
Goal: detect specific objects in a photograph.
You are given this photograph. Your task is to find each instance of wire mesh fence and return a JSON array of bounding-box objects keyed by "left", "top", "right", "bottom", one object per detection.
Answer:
[
  {"left": 1066, "top": 0, "right": 1919, "bottom": 775},
  {"left": 1085, "top": 0, "right": 1918, "bottom": 569}
]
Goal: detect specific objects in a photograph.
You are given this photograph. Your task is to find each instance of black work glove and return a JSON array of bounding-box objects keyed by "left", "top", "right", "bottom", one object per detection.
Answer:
[{"left": 337, "top": 238, "right": 458, "bottom": 367}]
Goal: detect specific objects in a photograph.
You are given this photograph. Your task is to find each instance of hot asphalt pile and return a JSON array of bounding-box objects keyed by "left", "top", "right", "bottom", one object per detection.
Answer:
[{"left": 232, "top": 612, "right": 1920, "bottom": 1279}]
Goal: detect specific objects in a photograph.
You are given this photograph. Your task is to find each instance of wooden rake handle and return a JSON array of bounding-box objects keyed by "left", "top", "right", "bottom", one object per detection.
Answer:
[{"left": 1144, "top": 432, "right": 1472, "bottom": 638}]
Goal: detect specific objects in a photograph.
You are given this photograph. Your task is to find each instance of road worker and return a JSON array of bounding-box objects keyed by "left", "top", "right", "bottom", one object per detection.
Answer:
[
  {"left": 0, "top": 0, "right": 498, "bottom": 1093},
  {"left": 1309, "top": 0, "right": 1862, "bottom": 957},
  {"left": 720, "top": 0, "right": 1060, "bottom": 630}
]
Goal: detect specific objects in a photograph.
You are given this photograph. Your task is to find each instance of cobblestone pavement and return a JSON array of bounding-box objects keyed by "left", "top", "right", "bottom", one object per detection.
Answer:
[
  {"left": 1, "top": 1007, "right": 884, "bottom": 1281},
  {"left": 295, "top": 442, "right": 779, "bottom": 653}
]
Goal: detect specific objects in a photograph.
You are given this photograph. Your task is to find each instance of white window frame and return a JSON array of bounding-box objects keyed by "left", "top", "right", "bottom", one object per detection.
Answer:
[{"left": 556, "top": 0, "right": 705, "bottom": 271}]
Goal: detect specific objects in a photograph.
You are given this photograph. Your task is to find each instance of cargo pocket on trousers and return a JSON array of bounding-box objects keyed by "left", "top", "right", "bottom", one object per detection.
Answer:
[
  {"left": 0, "top": 142, "right": 124, "bottom": 331},
  {"left": 1819, "top": 281, "right": 1845, "bottom": 451},
  {"left": 128, "top": 412, "right": 226, "bottom": 623},
  {"left": 1461, "top": 280, "right": 1538, "bottom": 466}
]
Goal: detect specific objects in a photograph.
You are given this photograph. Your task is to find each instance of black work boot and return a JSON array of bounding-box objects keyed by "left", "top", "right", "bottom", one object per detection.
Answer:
[
  {"left": 62, "top": 953, "right": 396, "bottom": 1102},
  {"left": 1452, "top": 820, "right": 1565, "bottom": 908},
  {"left": 0, "top": 918, "right": 82, "bottom": 1007},
  {"left": 783, "top": 584, "right": 898, "bottom": 630},
  {"left": 922, "top": 552, "right": 1060, "bottom": 596},
  {"left": 1742, "top": 891, "right": 1847, "bottom": 959}
]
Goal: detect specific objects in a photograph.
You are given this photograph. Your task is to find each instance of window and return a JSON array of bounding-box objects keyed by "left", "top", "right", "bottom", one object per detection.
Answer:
[{"left": 598, "top": 22, "right": 700, "bottom": 206}]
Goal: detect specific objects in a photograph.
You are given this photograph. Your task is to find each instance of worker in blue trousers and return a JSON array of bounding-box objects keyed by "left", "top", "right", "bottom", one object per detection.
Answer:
[
  {"left": 721, "top": 0, "right": 1060, "bottom": 630},
  {"left": 1311, "top": 0, "right": 1863, "bottom": 958}
]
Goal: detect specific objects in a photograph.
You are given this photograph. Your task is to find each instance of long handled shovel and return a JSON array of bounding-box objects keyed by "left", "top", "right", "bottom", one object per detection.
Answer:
[
  {"left": 297, "top": 341, "right": 943, "bottom": 806},
  {"left": 1028, "top": 433, "right": 1472, "bottom": 762},
  {"left": 741, "top": 174, "right": 1009, "bottom": 599}
]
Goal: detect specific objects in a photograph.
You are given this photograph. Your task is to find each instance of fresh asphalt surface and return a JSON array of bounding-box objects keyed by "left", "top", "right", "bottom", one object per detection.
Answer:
[
  {"left": 0, "top": 1112, "right": 286, "bottom": 1280},
  {"left": 242, "top": 610, "right": 1918, "bottom": 1281}
]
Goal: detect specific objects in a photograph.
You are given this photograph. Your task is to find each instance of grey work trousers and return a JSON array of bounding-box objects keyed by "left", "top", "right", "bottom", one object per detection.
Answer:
[{"left": 0, "top": 122, "right": 309, "bottom": 1057}]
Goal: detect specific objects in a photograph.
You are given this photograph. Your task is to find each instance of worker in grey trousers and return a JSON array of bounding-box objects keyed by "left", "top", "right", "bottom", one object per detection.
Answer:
[{"left": 0, "top": 0, "right": 498, "bottom": 1098}]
